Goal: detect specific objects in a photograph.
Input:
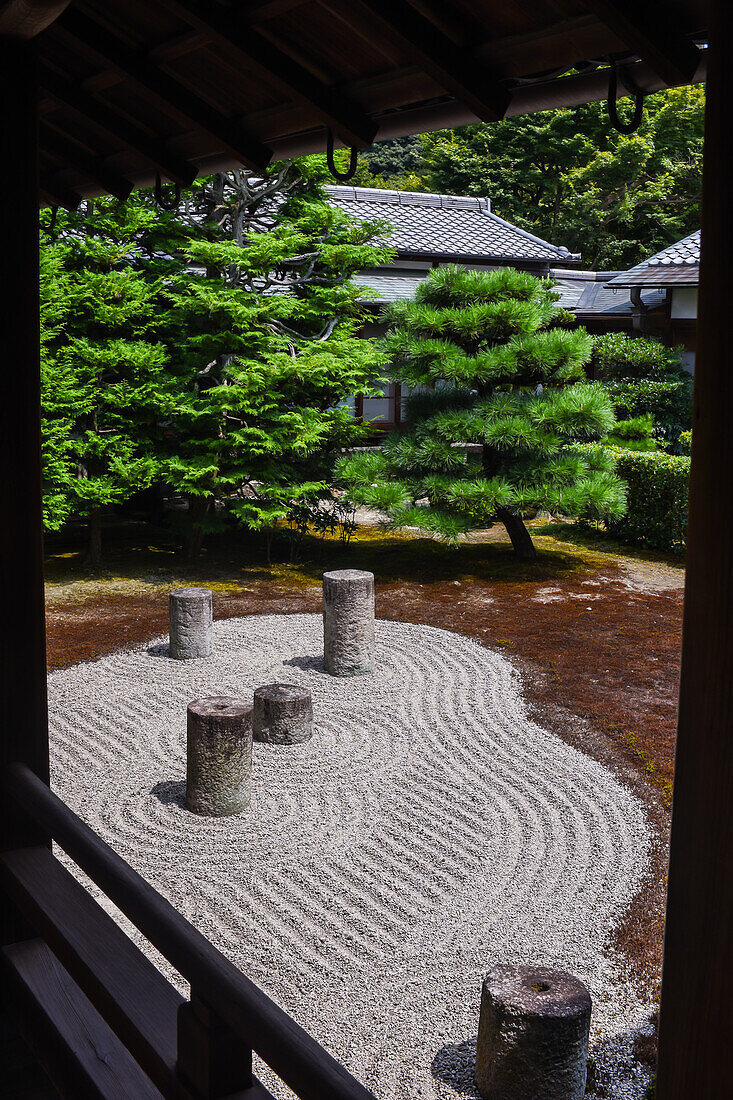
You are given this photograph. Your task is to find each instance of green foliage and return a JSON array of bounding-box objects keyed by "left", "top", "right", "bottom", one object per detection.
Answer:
[
  {"left": 591, "top": 333, "right": 693, "bottom": 450},
  {"left": 358, "top": 85, "right": 704, "bottom": 268},
  {"left": 40, "top": 200, "right": 170, "bottom": 554},
  {"left": 606, "top": 449, "right": 690, "bottom": 552},
  {"left": 607, "top": 415, "right": 658, "bottom": 450},
  {"left": 339, "top": 266, "right": 624, "bottom": 557},
  {"left": 591, "top": 332, "right": 686, "bottom": 380},
  {"left": 40, "top": 164, "right": 391, "bottom": 561}
]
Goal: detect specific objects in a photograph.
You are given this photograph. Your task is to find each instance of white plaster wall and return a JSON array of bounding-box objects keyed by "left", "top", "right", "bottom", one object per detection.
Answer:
[{"left": 670, "top": 286, "right": 698, "bottom": 319}]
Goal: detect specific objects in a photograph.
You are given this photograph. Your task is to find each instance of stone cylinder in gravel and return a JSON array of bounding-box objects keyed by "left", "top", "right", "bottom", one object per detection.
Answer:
[
  {"left": 322, "top": 569, "right": 375, "bottom": 676},
  {"left": 186, "top": 697, "right": 253, "bottom": 816},
  {"left": 253, "top": 683, "right": 313, "bottom": 745},
  {"left": 169, "top": 587, "right": 213, "bottom": 660},
  {"left": 474, "top": 964, "right": 592, "bottom": 1100}
]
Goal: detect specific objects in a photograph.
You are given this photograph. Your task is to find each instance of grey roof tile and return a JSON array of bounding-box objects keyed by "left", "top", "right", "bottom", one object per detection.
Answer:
[
  {"left": 326, "top": 186, "right": 578, "bottom": 263},
  {"left": 605, "top": 231, "right": 700, "bottom": 287}
]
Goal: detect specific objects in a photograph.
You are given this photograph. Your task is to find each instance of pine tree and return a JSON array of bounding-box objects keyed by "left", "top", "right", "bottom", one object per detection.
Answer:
[
  {"left": 153, "top": 164, "right": 391, "bottom": 560},
  {"left": 39, "top": 163, "right": 391, "bottom": 563},
  {"left": 338, "top": 266, "right": 626, "bottom": 560},
  {"left": 40, "top": 202, "right": 170, "bottom": 564}
]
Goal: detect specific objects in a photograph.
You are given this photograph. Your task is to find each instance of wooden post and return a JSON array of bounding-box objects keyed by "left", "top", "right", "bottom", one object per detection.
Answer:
[
  {"left": 0, "top": 37, "right": 50, "bottom": 871},
  {"left": 656, "top": 5, "right": 733, "bottom": 1095},
  {"left": 177, "top": 991, "right": 253, "bottom": 1098}
]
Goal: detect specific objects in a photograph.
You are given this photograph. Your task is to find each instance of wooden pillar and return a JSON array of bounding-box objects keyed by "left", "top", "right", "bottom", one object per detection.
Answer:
[
  {"left": 0, "top": 37, "right": 50, "bottom": 863},
  {"left": 656, "top": 5, "right": 733, "bottom": 1095}
]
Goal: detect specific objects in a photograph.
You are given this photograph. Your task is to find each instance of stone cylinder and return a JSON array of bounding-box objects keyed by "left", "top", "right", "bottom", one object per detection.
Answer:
[
  {"left": 186, "top": 697, "right": 252, "bottom": 816},
  {"left": 253, "top": 683, "right": 313, "bottom": 745},
  {"left": 474, "top": 964, "right": 592, "bottom": 1100},
  {"left": 322, "top": 569, "right": 375, "bottom": 676},
  {"left": 169, "top": 587, "right": 213, "bottom": 660}
]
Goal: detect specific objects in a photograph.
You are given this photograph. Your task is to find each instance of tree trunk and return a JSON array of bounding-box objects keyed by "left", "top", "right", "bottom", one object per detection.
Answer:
[
  {"left": 185, "top": 496, "right": 210, "bottom": 563},
  {"left": 496, "top": 507, "right": 537, "bottom": 561},
  {"left": 85, "top": 508, "right": 102, "bottom": 566}
]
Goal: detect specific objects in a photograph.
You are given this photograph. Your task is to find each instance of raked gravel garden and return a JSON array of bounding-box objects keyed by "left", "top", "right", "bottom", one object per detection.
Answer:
[{"left": 48, "top": 611, "right": 657, "bottom": 1099}]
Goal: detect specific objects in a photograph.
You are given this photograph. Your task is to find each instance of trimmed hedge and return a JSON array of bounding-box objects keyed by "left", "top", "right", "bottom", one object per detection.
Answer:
[{"left": 607, "top": 449, "right": 690, "bottom": 553}]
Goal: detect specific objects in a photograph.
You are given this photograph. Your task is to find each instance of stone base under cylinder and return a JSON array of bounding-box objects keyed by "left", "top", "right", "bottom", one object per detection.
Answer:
[
  {"left": 322, "top": 568, "right": 375, "bottom": 676},
  {"left": 186, "top": 696, "right": 252, "bottom": 816},
  {"left": 253, "top": 683, "right": 313, "bottom": 745},
  {"left": 169, "top": 587, "right": 213, "bottom": 660},
  {"left": 474, "top": 964, "right": 592, "bottom": 1100}
]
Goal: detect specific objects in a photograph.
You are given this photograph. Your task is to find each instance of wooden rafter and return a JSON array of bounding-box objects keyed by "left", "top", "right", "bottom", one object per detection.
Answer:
[
  {"left": 39, "top": 177, "right": 82, "bottom": 211},
  {"left": 319, "top": 0, "right": 510, "bottom": 123},
  {"left": 154, "top": 0, "right": 378, "bottom": 149},
  {"left": 40, "top": 124, "right": 133, "bottom": 202},
  {"left": 58, "top": 8, "right": 272, "bottom": 173},
  {"left": 586, "top": 1, "right": 700, "bottom": 85},
  {"left": 40, "top": 65, "right": 197, "bottom": 186},
  {"left": 0, "top": 0, "right": 70, "bottom": 38}
]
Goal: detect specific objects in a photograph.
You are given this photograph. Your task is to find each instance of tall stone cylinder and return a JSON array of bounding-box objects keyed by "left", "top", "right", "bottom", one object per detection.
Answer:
[
  {"left": 169, "top": 587, "right": 213, "bottom": 660},
  {"left": 186, "top": 697, "right": 252, "bottom": 817},
  {"left": 322, "top": 569, "right": 375, "bottom": 676},
  {"left": 474, "top": 964, "right": 592, "bottom": 1100},
  {"left": 253, "top": 683, "right": 313, "bottom": 745}
]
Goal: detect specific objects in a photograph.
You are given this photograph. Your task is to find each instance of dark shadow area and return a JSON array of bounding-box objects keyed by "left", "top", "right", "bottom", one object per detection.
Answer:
[
  {"left": 282, "top": 654, "right": 325, "bottom": 672},
  {"left": 151, "top": 779, "right": 186, "bottom": 808},
  {"left": 44, "top": 512, "right": 607, "bottom": 592},
  {"left": 431, "top": 1037, "right": 479, "bottom": 1097},
  {"left": 536, "top": 520, "right": 684, "bottom": 564},
  {"left": 0, "top": 1010, "right": 60, "bottom": 1099},
  {"left": 147, "top": 642, "right": 170, "bottom": 658}
]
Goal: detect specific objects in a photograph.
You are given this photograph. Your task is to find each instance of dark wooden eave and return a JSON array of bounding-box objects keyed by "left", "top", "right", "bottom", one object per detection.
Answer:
[{"left": 0, "top": 0, "right": 706, "bottom": 205}]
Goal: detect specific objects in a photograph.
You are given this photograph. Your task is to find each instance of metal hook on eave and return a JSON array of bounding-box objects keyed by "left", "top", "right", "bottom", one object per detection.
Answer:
[
  {"left": 154, "top": 172, "right": 181, "bottom": 211},
  {"left": 607, "top": 57, "right": 645, "bottom": 135},
  {"left": 326, "top": 129, "right": 358, "bottom": 182}
]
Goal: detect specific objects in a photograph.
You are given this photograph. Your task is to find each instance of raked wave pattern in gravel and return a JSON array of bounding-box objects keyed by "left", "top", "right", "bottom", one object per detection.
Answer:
[{"left": 48, "top": 615, "right": 653, "bottom": 1100}]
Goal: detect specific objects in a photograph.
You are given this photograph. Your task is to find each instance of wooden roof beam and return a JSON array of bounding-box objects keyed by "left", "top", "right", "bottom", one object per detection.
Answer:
[
  {"left": 586, "top": 2, "right": 701, "bottom": 85},
  {"left": 0, "top": 0, "right": 70, "bottom": 38},
  {"left": 39, "top": 178, "right": 81, "bottom": 211},
  {"left": 40, "top": 65, "right": 197, "bottom": 187},
  {"left": 155, "top": 0, "right": 378, "bottom": 149},
  {"left": 40, "top": 124, "right": 134, "bottom": 202},
  {"left": 58, "top": 8, "right": 272, "bottom": 173},
  {"left": 319, "top": 0, "right": 510, "bottom": 123}
]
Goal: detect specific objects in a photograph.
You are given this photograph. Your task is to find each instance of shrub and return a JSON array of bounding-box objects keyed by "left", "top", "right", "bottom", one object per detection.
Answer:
[
  {"left": 591, "top": 334, "right": 692, "bottom": 451},
  {"left": 606, "top": 449, "right": 690, "bottom": 553},
  {"left": 607, "top": 414, "right": 658, "bottom": 451}
]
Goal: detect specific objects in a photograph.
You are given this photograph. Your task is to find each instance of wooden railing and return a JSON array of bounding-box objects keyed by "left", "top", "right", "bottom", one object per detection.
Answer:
[{"left": 1, "top": 761, "right": 376, "bottom": 1100}]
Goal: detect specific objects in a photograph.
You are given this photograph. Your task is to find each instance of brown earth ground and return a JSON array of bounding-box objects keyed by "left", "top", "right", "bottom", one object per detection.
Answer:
[{"left": 44, "top": 516, "right": 684, "bottom": 1030}]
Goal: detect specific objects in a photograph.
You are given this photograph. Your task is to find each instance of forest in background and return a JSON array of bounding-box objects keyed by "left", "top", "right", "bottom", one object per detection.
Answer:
[{"left": 348, "top": 84, "right": 705, "bottom": 269}]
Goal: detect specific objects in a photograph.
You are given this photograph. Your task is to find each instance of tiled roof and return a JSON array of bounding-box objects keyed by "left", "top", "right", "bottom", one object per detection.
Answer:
[
  {"left": 605, "top": 231, "right": 700, "bottom": 287},
  {"left": 550, "top": 269, "right": 667, "bottom": 315},
  {"left": 326, "top": 186, "right": 578, "bottom": 264},
  {"left": 354, "top": 265, "right": 668, "bottom": 314},
  {"left": 352, "top": 271, "right": 426, "bottom": 304}
]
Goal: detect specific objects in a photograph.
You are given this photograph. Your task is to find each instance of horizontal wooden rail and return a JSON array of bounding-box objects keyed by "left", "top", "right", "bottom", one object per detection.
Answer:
[
  {"left": 1, "top": 845, "right": 183, "bottom": 1094},
  {"left": 4, "top": 762, "right": 376, "bottom": 1100},
  {"left": 3, "top": 938, "right": 166, "bottom": 1100}
]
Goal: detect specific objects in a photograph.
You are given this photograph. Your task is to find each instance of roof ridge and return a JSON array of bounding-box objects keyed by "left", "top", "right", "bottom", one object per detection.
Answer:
[
  {"left": 484, "top": 207, "right": 577, "bottom": 260},
  {"left": 323, "top": 184, "right": 489, "bottom": 211}
]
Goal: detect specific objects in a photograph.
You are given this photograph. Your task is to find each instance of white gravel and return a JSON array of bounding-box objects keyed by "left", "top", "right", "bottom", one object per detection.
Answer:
[{"left": 48, "top": 614, "right": 654, "bottom": 1099}]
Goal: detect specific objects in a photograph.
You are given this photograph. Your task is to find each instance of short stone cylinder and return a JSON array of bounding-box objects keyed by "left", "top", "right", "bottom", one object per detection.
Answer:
[
  {"left": 186, "top": 697, "right": 253, "bottom": 816},
  {"left": 169, "top": 587, "right": 213, "bottom": 660},
  {"left": 322, "top": 569, "right": 375, "bottom": 676},
  {"left": 474, "top": 964, "right": 592, "bottom": 1100},
  {"left": 253, "top": 683, "right": 313, "bottom": 745}
]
